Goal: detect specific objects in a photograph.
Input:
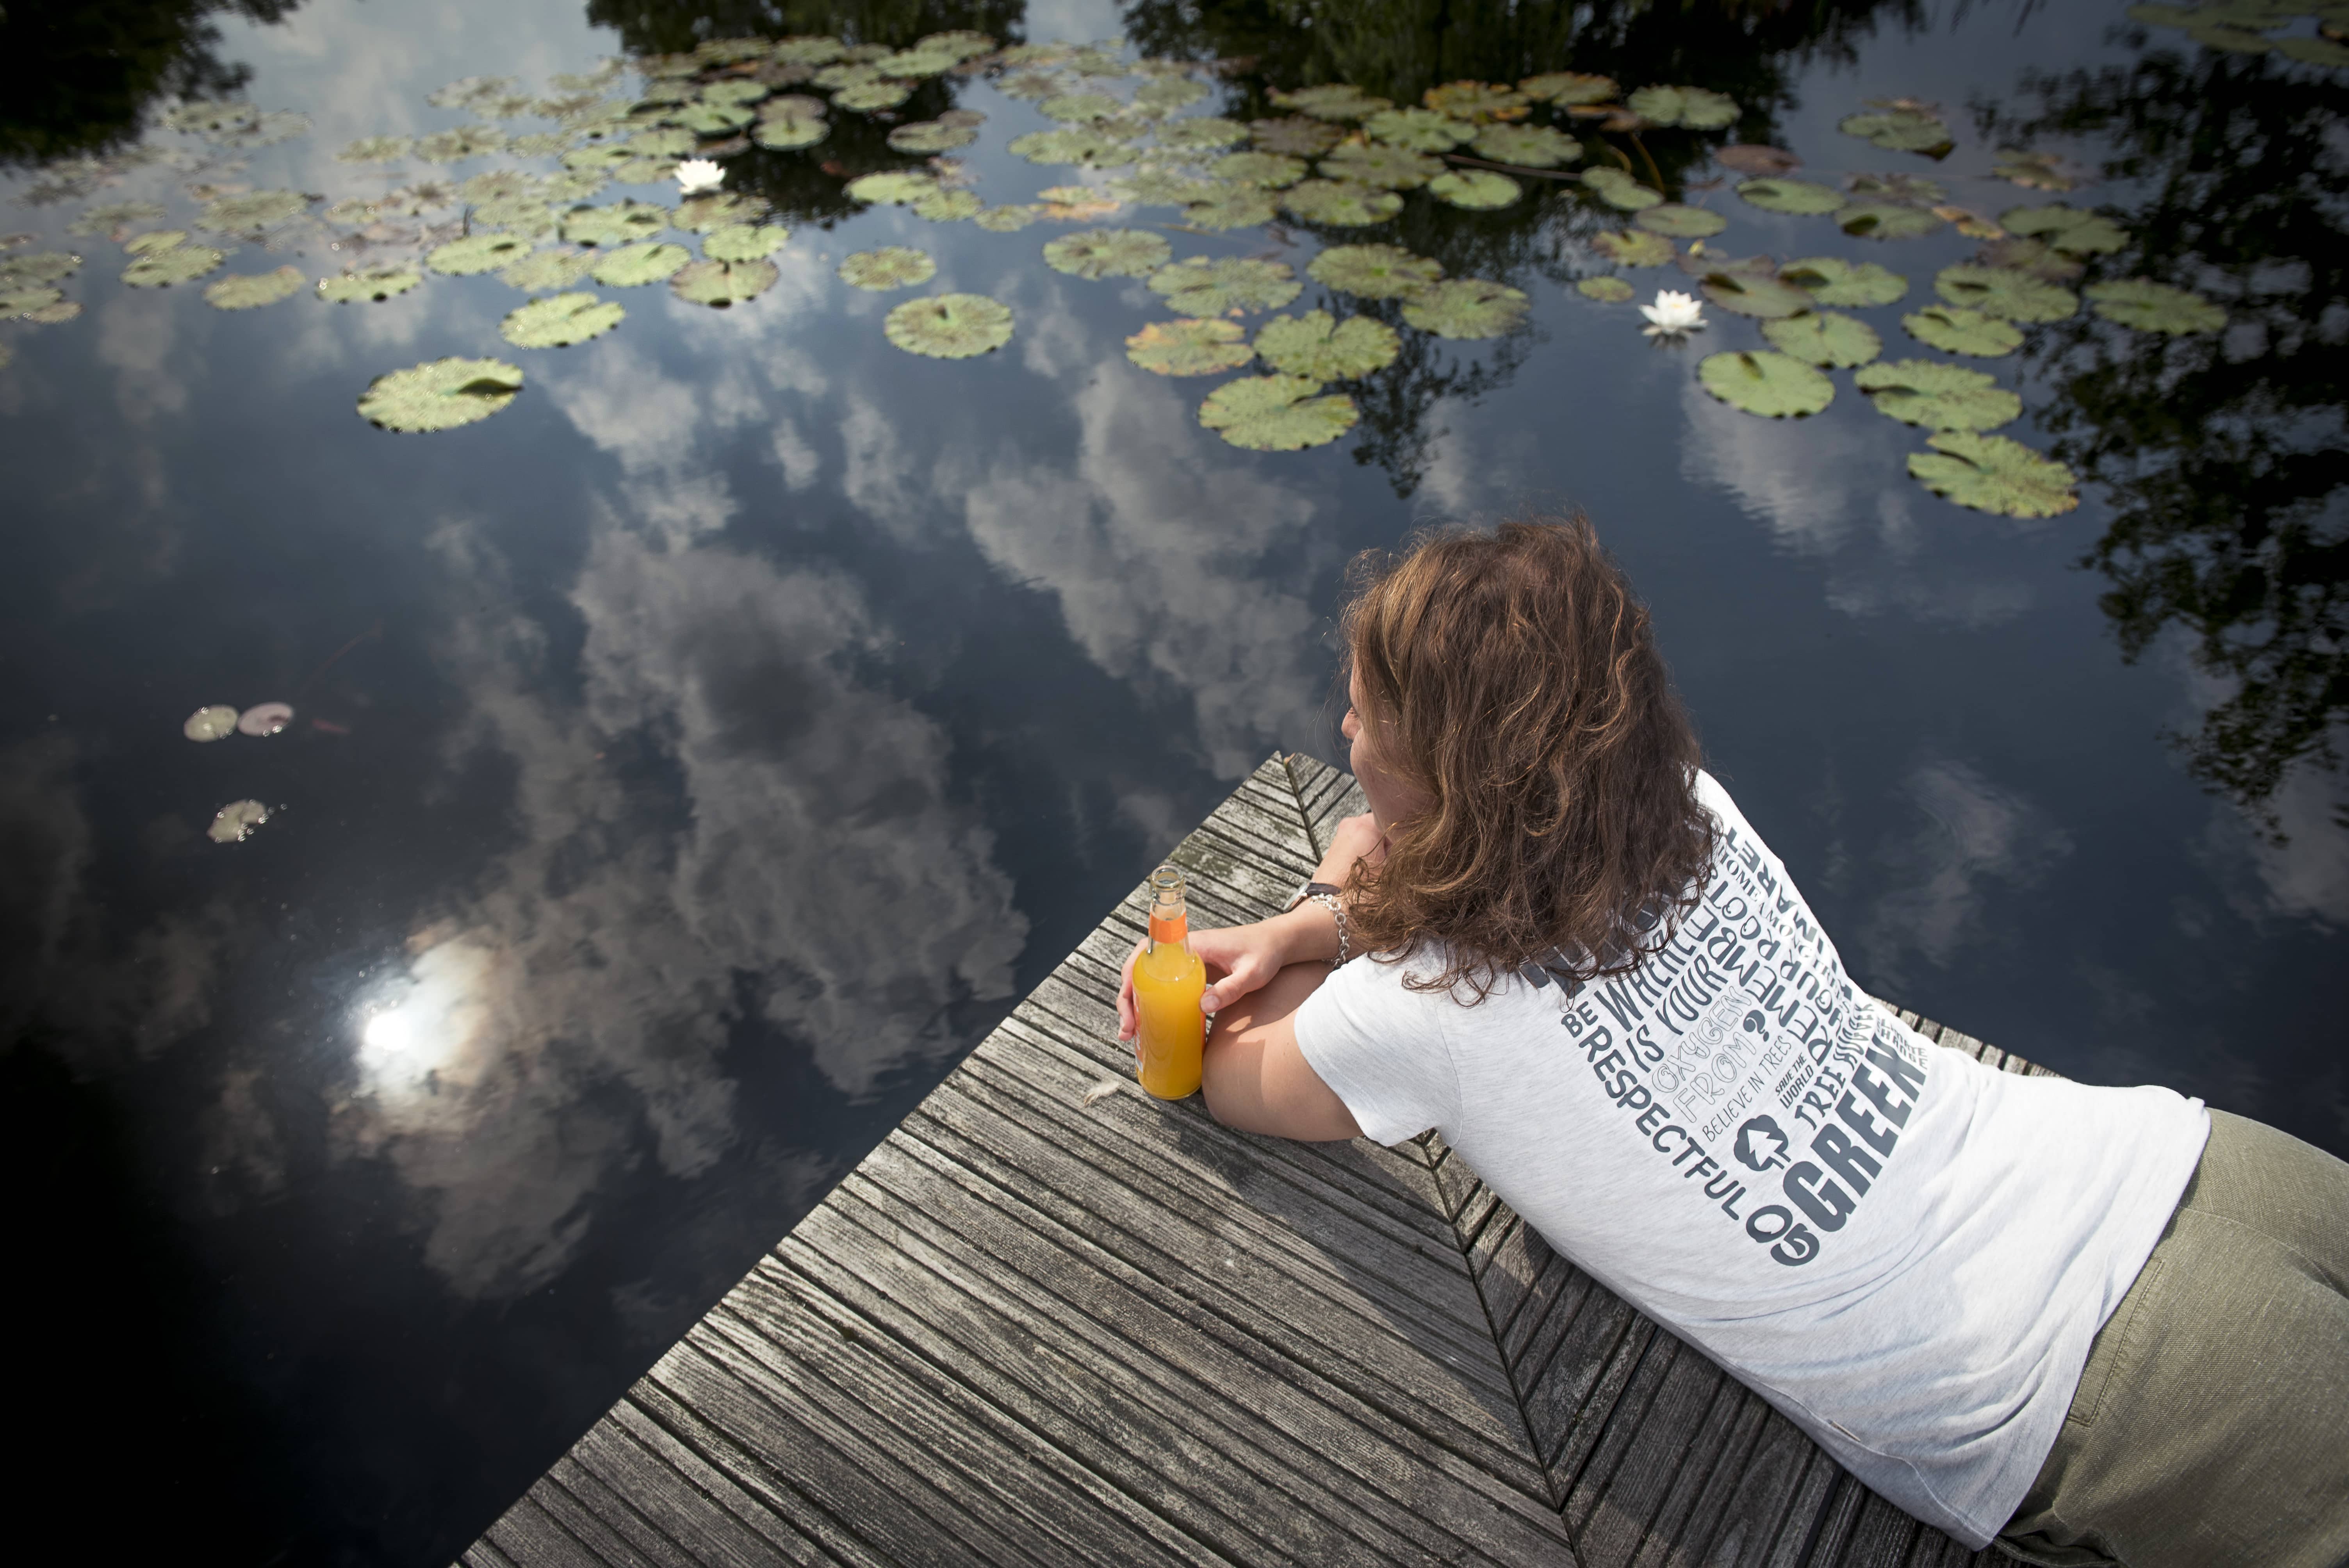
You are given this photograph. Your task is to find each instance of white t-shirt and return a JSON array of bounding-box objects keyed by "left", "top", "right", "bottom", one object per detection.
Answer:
[{"left": 1295, "top": 772, "right": 2208, "bottom": 1548}]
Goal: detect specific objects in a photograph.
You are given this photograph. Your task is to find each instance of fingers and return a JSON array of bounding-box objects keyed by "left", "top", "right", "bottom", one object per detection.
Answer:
[
  {"left": 1201, "top": 951, "right": 1269, "bottom": 1013},
  {"left": 1116, "top": 938, "right": 1142, "bottom": 1041}
]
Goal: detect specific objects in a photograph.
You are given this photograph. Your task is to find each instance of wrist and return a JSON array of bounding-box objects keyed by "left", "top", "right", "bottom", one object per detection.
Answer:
[{"left": 1272, "top": 904, "right": 1340, "bottom": 965}]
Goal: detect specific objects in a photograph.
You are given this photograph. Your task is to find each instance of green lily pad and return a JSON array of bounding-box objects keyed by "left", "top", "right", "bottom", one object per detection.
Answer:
[
  {"left": 1636, "top": 203, "right": 1727, "bottom": 238},
  {"left": 1183, "top": 187, "right": 1281, "bottom": 231},
  {"left": 1594, "top": 230, "right": 1675, "bottom": 266},
  {"left": 498, "top": 249, "right": 595, "bottom": 291},
  {"left": 1364, "top": 108, "right": 1471, "bottom": 152},
  {"left": 357, "top": 356, "right": 522, "bottom": 431},
  {"left": 1471, "top": 124, "right": 1579, "bottom": 167},
  {"left": 702, "top": 78, "right": 770, "bottom": 107},
  {"left": 1307, "top": 243, "right": 1443, "bottom": 298},
  {"left": 1159, "top": 118, "right": 1252, "bottom": 152},
  {"left": 1991, "top": 150, "right": 2078, "bottom": 192},
  {"left": 1577, "top": 276, "right": 1636, "bottom": 302},
  {"left": 560, "top": 200, "right": 670, "bottom": 246},
  {"left": 1148, "top": 256, "right": 1303, "bottom": 315},
  {"left": 123, "top": 245, "right": 225, "bottom": 287},
  {"left": 1837, "top": 107, "right": 1953, "bottom": 157},
  {"left": 1760, "top": 310, "right": 1882, "bottom": 367},
  {"left": 884, "top": 292, "right": 1014, "bottom": 358},
  {"left": 338, "top": 135, "right": 412, "bottom": 164},
  {"left": 499, "top": 291, "right": 624, "bottom": 346},
  {"left": 839, "top": 246, "right": 936, "bottom": 290},
  {"left": 888, "top": 121, "right": 977, "bottom": 154},
  {"left": 1423, "top": 81, "right": 1531, "bottom": 121},
  {"left": 208, "top": 800, "right": 271, "bottom": 844},
  {"left": 621, "top": 128, "right": 694, "bottom": 159},
  {"left": 1780, "top": 256, "right": 1909, "bottom": 307},
  {"left": 1429, "top": 171, "right": 1522, "bottom": 210},
  {"left": 1137, "top": 77, "right": 1210, "bottom": 111},
  {"left": 1125, "top": 317, "right": 1256, "bottom": 376},
  {"left": 564, "top": 144, "right": 633, "bottom": 173},
  {"left": 1698, "top": 350, "right": 1835, "bottom": 417},
  {"left": 609, "top": 157, "right": 678, "bottom": 186},
  {"left": 415, "top": 125, "right": 506, "bottom": 162},
  {"left": 184, "top": 706, "right": 240, "bottom": 742},
  {"left": 1626, "top": 85, "right": 1739, "bottom": 129},
  {"left": 1582, "top": 167, "right": 1663, "bottom": 211},
  {"left": 973, "top": 205, "right": 1043, "bottom": 232},
  {"left": 1903, "top": 305, "right": 2023, "bottom": 356},
  {"left": 754, "top": 111, "right": 829, "bottom": 151},
  {"left": 1198, "top": 374, "right": 1358, "bottom": 451},
  {"left": 1737, "top": 177, "right": 1844, "bottom": 215},
  {"left": 2278, "top": 34, "right": 2349, "bottom": 66},
  {"left": 1252, "top": 309, "right": 1401, "bottom": 379},
  {"left": 1908, "top": 431, "right": 2078, "bottom": 517},
  {"left": 1318, "top": 144, "right": 1444, "bottom": 190},
  {"left": 121, "top": 232, "right": 180, "bottom": 257},
  {"left": 203, "top": 265, "right": 305, "bottom": 310},
  {"left": 590, "top": 241, "right": 692, "bottom": 286},
  {"left": 1700, "top": 271, "right": 1815, "bottom": 318},
  {"left": 1119, "top": 171, "right": 1221, "bottom": 207},
  {"left": 845, "top": 171, "right": 937, "bottom": 206},
  {"left": 703, "top": 223, "right": 788, "bottom": 263},
  {"left": 1846, "top": 172, "right": 1946, "bottom": 205},
  {"left": 1249, "top": 116, "right": 1345, "bottom": 156},
  {"left": 1043, "top": 228, "right": 1173, "bottom": 280},
  {"left": 1837, "top": 202, "right": 1944, "bottom": 240},
  {"left": 198, "top": 189, "right": 309, "bottom": 234},
  {"left": 912, "top": 190, "right": 984, "bottom": 223},
  {"left": 1007, "top": 128, "right": 1135, "bottom": 167},
  {"left": 1519, "top": 72, "right": 1618, "bottom": 106},
  {"left": 1978, "top": 235, "right": 2085, "bottom": 282},
  {"left": 319, "top": 264, "right": 422, "bottom": 302},
  {"left": 1269, "top": 85, "right": 1392, "bottom": 121},
  {"left": 1854, "top": 358, "right": 2020, "bottom": 430},
  {"left": 2000, "top": 203, "right": 2128, "bottom": 256},
  {"left": 1934, "top": 263, "right": 2078, "bottom": 323},
  {"left": 675, "top": 101, "right": 758, "bottom": 134},
  {"left": 1042, "top": 93, "right": 1122, "bottom": 123},
  {"left": 475, "top": 198, "right": 556, "bottom": 237},
  {"left": 2085, "top": 278, "right": 2226, "bottom": 334},
  {"left": 1400, "top": 277, "right": 1530, "bottom": 339},
  {"left": 68, "top": 200, "right": 167, "bottom": 236},
  {"left": 2, "top": 284, "right": 63, "bottom": 317},
  {"left": 1282, "top": 179, "right": 1403, "bottom": 226},
  {"left": 670, "top": 258, "right": 777, "bottom": 307},
  {"left": 543, "top": 172, "right": 611, "bottom": 206},
  {"left": 428, "top": 232, "right": 532, "bottom": 276}
]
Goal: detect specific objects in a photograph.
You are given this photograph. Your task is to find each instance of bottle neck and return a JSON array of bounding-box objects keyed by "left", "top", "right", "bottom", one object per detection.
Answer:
[{"left": 1148, "top": 909, "right": 1188, "bottom": 951}]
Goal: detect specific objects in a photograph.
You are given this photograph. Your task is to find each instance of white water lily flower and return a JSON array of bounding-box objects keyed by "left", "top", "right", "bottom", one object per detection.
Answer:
[
  {"left": 674, "top": 158, "right": 725, "bottom": 195},
  {"left": 1640, "top": 289, "right": 1707, "bottom": 340}
]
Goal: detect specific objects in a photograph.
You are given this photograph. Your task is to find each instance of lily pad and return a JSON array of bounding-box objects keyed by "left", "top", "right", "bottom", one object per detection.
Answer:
[
  {"left": 1591, "top": 229, "right": 1673, "bottom": 267},
  {"left": 1577, "top": 276, "right": 1636, "bottom": 302},
  {"left": 912, "top": 190, "right": 985, "bottom": 223},
  {"left": 1269, "top": 85, "right": 1392, "bottom": 122},
  {"left": 1847, "top": 172, "right": 1946, "bottom": 205},
  {"left": 1636, "top": 203, "right": 1727, "bottom": 238},
  {"left": 498, "top": 249, "right": 595, "bottom": 291},
  {"left": 1699, "top": 271, "right": 1815, "bottom": 318},
  {"left": 676, "top": 100, "right": 759, "bottom": 134},
  {"left": 1472, "top": 124, "right": 1579, "bottom": 167},
  {"left": 1738, "top": 178, "right": 1844, "bottom": 215},
  {"left": 1780, "top": 257, "right": 1909, "bottom": 307},
  {"left": 1252, "top": 309, "right": 1401, "bottom": 379},
  {"left": 357, "top": 356, "right": 523, "bottom": 431},
  {"left": 203, "top": 265, "right": 305, "bottom": 310},
  {"left": 237, "top": 701, "right": 294, "bottom": 737},
  {"left": 3, "top": 285, "right": 63, "bottom": 317},
  {"left": 1181, "top": 187, "right": 1280, "bottom": 232},
  {"left": 1837, "top": 107, "right": 1953, "bottom": 157},
  {"left": 845, "top": 171, "right": 937, "bottom": 206},
  {"left": 590, "top": 241, "right": 692, "bottom": 286},
  {"left": 1148, "top": 256, "right": 1303, "bottom": 315},
  {"left": 1903, "top": 305, "right": 2023, "bottom": 356},
  {"left": 1282, "top": 180, "right": 1403, "bottom": 226},
  {"left": 1760, "top": 310, "right": 1882, "bottom": 367},
  {"left": 183, "top": 706, "right": 239, "bottom": 741},
  {"left": 2278, "top": 35, "right": 2349, "bottom": 66},
  {"left": 1908, "top": 431, "right": 2078, "bottom": 517},
  {"left": 1423, "top": 81, "right": 1530, "bottom": 122},
  {"left": 475, "top": 198, "right": 556, "bottom": 237},
  {"left": 1991, "top": 150, "right": 2080, "bottom": 192},
  {"left": 676, "top": 194, "right": 767, "bottom": 233},
  {"left": 1137, "top": 78, "right": 1210, "bottom": 111},
  {"left": 1125, "top": 317, "right": 1256, "bottom": 376},
  {"left": 1319, "top": 144, "right": 1444, "bottom": 190},
  {"left": 1198, "top": 374, "right": 1359, "bottom": 451},
  {"left": 1007, "top": 128, "right": 1135, "bottom": 168},
  {"left": 703, "top": 79, "right": 771, "bottom": 106},
  {"left": 428, "top": 232, "right": 532, "bottom": 276},
  {"left": 1837, "top": 202, "right": 1944, "bottom": 240},
  {"left": 561, "top": 200, "right": 670, "bottom": 246},
  {"left": 888, "top": 121, "right": 977, "bottom": 154},
  {"left": 1854, "top": 358, "right": 2020, "bottom": 430},
  {"left": 1249, "top": 117, "right": 1344, "bottom": 157},
  {"left": 1716, "top": 144, "right": 1800, "bottom": 177},
  {"left": 2001, "top": 203, "right": 2128, "bottom": 256},
  {"left": 620, "top": 129, "right": 694, "bottom": 159},
  {"left": 1429, "top": 171, "right": 1522, "bottom": 210},
  {"left": 1036, "top": 185, "right": 1121, "bottom": 221},
  {"left": 2085, "top": 278, "right": 2226, "bottom": 334},
  {"left": 415, "top": 125, "right": 506, "bottom": 162},
  {"left": 754, "top": 111, "right": 829, "bottom": 151},
  {"left": 499, "top": 291, "right": 624, "bottom": 346},
  {"left": 338, "top": 135, "right": 412, "bottom": 164},
  {"left": 123, "top": 245, "right": 225, "bottom": 287},
  {"left": 1044, "top": 228, "right": 1173, "bottom": 280},
  {"left": 1979, "top": 235, "right": 2085, "bottom": 282},
  {"left": 1119, "top": 170, "right": 1220, "bottom": 206},
  {"left": 1159, "top": 118, "right": 1251, "bottom": 152},
  {"left": 319, "top": 264, "right": 422, "bottom": 302},
  {"left": 209, "top": 800, "right": 271, "bottom": 844},
  {"left": 884, "top": 292, "right": 1014, "bottom": 358},
  {"left": 5, "top": 250, "right": 82, "bottom": 283},
  {"left": 1364, "top": 108, "right": 1471, "bottom": 152},
  {"left": 701, "top": 223, "right": 788, "bottom": 263},
  {"left": 1582, "top": 167, "right": 1663, "bottom": 211},
  {"left": 68, "top": 201, "right": 168, "bottom": 236},
  {"left": 1933, "top": 263, "right": 2078, "bottom": 323},
  {"left": 974, "top": 205, "right": 1043, "bottom": 232},
  {"left": 1698, "top": 350, "right": 1835, "bottom": 418},
  {"left": 839, "top": 246, "right": 936, "bottom": 290},
  {"left": 1626, "top": 85, "right": 1739, "bottom": 130},
  {"left": 1401, "top": 278, "right": 1530, "bottom": 339},
  {"left": 671, "top": 258, "right": 776, "bottom": 307},
  {"left": 1519, "top": 72, "right": 1618, "bottom": 106},
  {"left": 1308, "top": 243, "right": 1444, "bottom": 299},
  {"left": 1042, "top": 93, "right": 1123, "bottom": 123}
]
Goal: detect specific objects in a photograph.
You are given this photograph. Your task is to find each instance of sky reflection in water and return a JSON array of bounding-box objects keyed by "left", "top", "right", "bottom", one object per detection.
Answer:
[{"left": 2, "top": 0, "right": 2344, "bottom": 1563}]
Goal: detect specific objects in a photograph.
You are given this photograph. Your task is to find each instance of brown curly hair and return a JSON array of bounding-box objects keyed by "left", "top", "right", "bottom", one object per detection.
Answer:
[{"left": 1340, "top": 515, "right": 1715, "bottom": 997}]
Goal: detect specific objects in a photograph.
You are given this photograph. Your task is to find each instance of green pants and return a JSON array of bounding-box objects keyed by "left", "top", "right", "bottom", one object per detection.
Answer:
[{"left": 1997, "top": 1110, "right": 2349, "bottom": 1568}]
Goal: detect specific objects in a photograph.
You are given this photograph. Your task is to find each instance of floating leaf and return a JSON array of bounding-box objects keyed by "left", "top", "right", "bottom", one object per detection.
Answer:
[
  {"left": 2085, "top": 278, "right": 2226, "bottom": 334},
  {"left": 845, "top": 171, "right": 937, "bottom": 206},
  {"left": 1007, "top": 128, "right": 1135, "bottom": 167},
  {"left": 1837, "top": 107, "right": 1952, "bottom": 157},
  {"left": 1903, "top": 305, "right": 2023, "bottom": 356},
  {"left": 1577, "top": 276, "right": 1636, "bottom": 302},
  {"left": 1519, "top": 72, "right": 1618, "bottom": 106},
  {"left": 1160, "top": 118, "right": 1251, "bottom": 152},
  {"left": 885, "top": 292, "right": 1014, "bottom": 358},
  {"left": 338, "top": 135, "right": 412, "bottom": 164},
  {"left": 1991, "top": 150, "right": 2081, "bottom": 192},
  {"left": 677, "top": 100, "right": 759, "bottom": 133},
  {"left": 1470, "top": 124, "right": 1578, "bottom": 167},
  {"left": 183, "top": 706, "right": 239, "bottom": 742},
  {"left": 1400, "top": 277, "right": 1530, "bottom": 339},
  {"left": 1424, "top": 81, "right": 1530, "bottom": 122},
  {"left": 3, "top": 285, "right": 63, "bottom": 317},
  {"left": 497, "top": 248, "right": 595, "bottom": 291},
  {"left": 1934, "top": 205, "right": 2003, "bottom": 240},
  {"left": 123, "top": 244, "right": 225, "bottom": 287},
  {"left": 415, "top": 125, "right": 506, "bottom": 162},
  {"left": 475, "top": 198, "right": 556, "bottom": 237},
  {"left": 1125, "top": 317, "right": 1256, "bottom": 376},
  {"left": 209, "top": 800, "right": 271, "bottom": 844},
  {"left": 1636, "top": 203, "right": 1726, "bottom": 238},
  {"left": 560, "top": 200, "right": 669, "bottom": 246},
  {"left": 1700, "top": 271, "right": 1814, "bottom": 318},
  {"left": 428, "top": 232, "right": 532, "bottom": 276},
  {"left": 1364, "top": 108, "right": 1471, "bottom": 151},
  {"left": 677, "top": 193, "right": 767, "bottom": 233},
  {"left": 1136, "top": 77, "right": 1209, "bottom": 111},
  {"left": 1908, "top": 431, "right": 2078, "bottom": 517},
  {"left": 68, "top": 201, "right": 167, "bottom": 236},
  {"left": 1847, "top": 172, "right": 1946, "bottom": 205},
  {"left": 1780, "top": 256, "right": 1909, "bottom": 307},
  {"left": 1593, "top": 230, "right": 1674, "bottom": 267},
  {"left": 1269, "top": 85, "right": 1392, "bottom": 121},
  {"left": 1837, "top": 202, "right": 1944, "bottom": 240},
  {"left": 973, "top": 205, "right": 1043, "bottom": 232},
  {"left": 1249, "top": 117, "right": 1344, "bottom": 157},
  {"left": 1933, "top": 263, "right": 2078, "bottom": 323},
  {"left": 1979, "top": 235, "right": 2084, "bottom": 282},
  {"left": 1307, "top": 243, "right": 1443, "bottom": 298},
  {"left": 2278, "top": 34, "right": 2349, "bottom": 67},
  {"left": 1428, "top": 170, "right": 1521, "bottom": 209},
  {"left": 620, "top": 129, "right": 694, "bottom": 160},
  {"left": 499, "top": 291, "right": 624, "bottom": 346},
  {"left": 1042, "top": 93, "right": 1122, "bottom": 123},
  {"left": 203, "top": 266, "right": 305, "bottom": 310},
  {"left": 888, "top": 121, "right": 976, "bottom": 154},
  {"left": 2000, "top": 203, "right": 2128, "bottom": 256},
  {"left": 1149, "top": 256, "right": 1303, "bottom": 314},
  {"left": 197, "top": 190, "right": 308, "bottom": 235},
  {"left": 703, "top": 223, "right": 788, "bottom": 263},
  {"left": 1698, "top": 350, "right": 1835, "bottom": 417},
  {"left": 912, "top": 189, "right": 984, "bottom": 222},
  {"left": 1581, "top": 167, "right": 1663, "bottom": 211},
  {"left": 1854, "top": 359, "right": 2020, "bottom": 430},
  {"left": 671, "top": 258, "right": 777, "bottom": 307},
  {"left": 1319, "top": 143, "right": 1444, "bottom": 190},
  {"left": 703, "top": 78, "right": 771, "bottom": 107},
  {"left": 839, "top": 247, "right": 936, "bottom": 290},
  {"left": 1281, "top": 180, "right": 1403, "bottom": 226},
  {"left": 1044, "top": 228, "right": 1173, "bottom": 280},
  {"left": 358, "top": 356, "right": 522, "bottom": 431},
  {"left": 1716, "top": 144, "right": 1799, "bottom": 177},
  {"left": 1252, "top": 309, "right": 1401, "bottom": 379},
  {"left": 1737, "top": 178, "right": 1843, "bottom": 215},
  {"left": 1037, "top": 185, "right": 1122, "bottom": 222},
  {"left": 1198, "top": 374, "right": 1358, "bottom": 450},
  {"left": 319, "top": 264, "right": 422, "bottom": 303},
  {"left": 1626, "top": 85, "right": 1739, "bottom": 129},
  {"left": 590, "top": 241, "right": 692, "bottom": 286},
  {"left": 5, "top": 250, "right": 82, "bottom": 283},
  {"left": 754, "top": 110, "right": 829, "bottom": 151},
  {"left": 1117, "top": 169, "right": 1219, "bottom": 206},
  {"left": 1761, "top": 310, "right": 1881, "bottom": 367}
]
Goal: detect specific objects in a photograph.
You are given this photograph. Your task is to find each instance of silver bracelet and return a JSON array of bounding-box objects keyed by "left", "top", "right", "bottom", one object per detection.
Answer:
[{"left": 1304, "top": 891, "right": 1350, "bottom": 965}]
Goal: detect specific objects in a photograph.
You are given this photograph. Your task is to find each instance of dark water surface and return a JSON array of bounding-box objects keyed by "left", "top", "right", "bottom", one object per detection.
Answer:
[{"left": 4, "top": 0, "right": 2344, "bottom": 1562}]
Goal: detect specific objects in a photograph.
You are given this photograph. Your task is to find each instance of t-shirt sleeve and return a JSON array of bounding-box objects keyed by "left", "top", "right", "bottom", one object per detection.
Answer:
[{"left": 1292, "top": 955, "right": 1461, "bottom": 1147}]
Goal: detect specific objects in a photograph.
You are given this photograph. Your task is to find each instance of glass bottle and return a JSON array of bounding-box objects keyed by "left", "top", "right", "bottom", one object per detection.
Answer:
[{"left": 1132, "top": 864, "right": 1207, "bottom": 1099}]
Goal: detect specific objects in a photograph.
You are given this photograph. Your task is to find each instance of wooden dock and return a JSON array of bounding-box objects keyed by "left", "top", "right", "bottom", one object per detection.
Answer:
[{"left": 461, "top": 754, "right": 2049, "bottom": 1568}]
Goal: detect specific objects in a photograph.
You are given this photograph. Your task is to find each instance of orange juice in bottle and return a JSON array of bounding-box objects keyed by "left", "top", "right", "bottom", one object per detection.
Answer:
[{"left": 1134, "top": 863, "right": 1207, "bottom": 1099}]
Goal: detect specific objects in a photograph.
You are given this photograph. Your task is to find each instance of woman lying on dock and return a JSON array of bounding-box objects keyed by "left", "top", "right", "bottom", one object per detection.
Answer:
[{"left": 1119, "top": 517, "right": 2347, "bottom": 1568}]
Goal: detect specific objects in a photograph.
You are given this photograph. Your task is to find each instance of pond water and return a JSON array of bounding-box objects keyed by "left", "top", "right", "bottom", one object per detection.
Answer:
[{"left": 3, "top": 0, "right": 2344, "bottom": 1562}]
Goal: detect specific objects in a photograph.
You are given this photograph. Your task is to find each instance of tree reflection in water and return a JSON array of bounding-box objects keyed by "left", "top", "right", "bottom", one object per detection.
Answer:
[
  {"left": 1990, "top": 39, "right": 2349, "bottom": 835},
  {"left": 0, "top": 0, "right": 301, "bottom": 167}
]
